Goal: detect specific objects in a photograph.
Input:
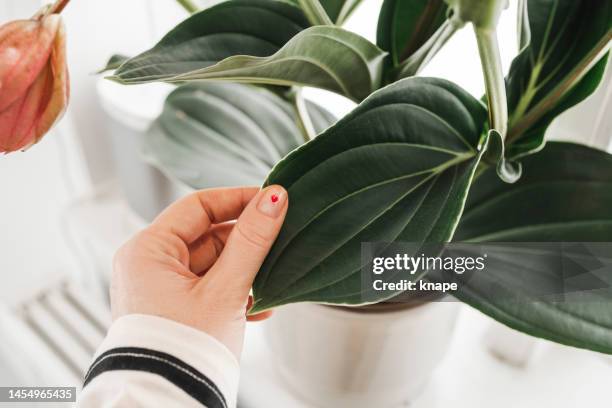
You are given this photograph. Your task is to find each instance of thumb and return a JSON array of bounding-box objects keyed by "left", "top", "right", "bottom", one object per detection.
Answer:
[{"left": 203, "top": 185, "right": 288, "bottom": 298}]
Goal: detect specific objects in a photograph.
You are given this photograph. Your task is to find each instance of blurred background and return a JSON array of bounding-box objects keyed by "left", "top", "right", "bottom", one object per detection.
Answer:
[{"left": 0, "top": 0, "right": 611, "bottom": 407}]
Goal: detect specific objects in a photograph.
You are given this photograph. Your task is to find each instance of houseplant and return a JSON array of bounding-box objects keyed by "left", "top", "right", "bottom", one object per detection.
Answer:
[{"left": 107, "top": 0, "right": 612, "bottom": 405}]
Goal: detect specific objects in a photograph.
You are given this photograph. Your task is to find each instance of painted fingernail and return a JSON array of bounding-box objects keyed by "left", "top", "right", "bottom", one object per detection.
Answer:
[{"left": 257, "top": 186, "right": 287, "bottom": 218}]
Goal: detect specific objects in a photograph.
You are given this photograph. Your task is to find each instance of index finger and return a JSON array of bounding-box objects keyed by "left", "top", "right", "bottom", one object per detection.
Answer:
[{"left": 150, "top": 187, "right": 259, "bottom": 245}]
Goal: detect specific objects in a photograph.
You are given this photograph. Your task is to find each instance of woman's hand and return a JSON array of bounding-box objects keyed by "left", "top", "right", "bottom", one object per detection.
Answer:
[{"left": 111, "top": 186, "right": 288, "bottom": 359}]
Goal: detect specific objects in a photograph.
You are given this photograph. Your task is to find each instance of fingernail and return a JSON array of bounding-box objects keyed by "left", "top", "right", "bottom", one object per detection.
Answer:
[{"left": 257, "top": 186, "right": 287, "bottom": 218}]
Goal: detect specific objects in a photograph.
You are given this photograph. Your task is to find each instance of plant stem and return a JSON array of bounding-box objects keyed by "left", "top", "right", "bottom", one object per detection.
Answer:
[
  {"left": 298, "top": 0, "right": 333, "bottom": 26},
  {"left": 290, "top": 88, "right": 316, "bottom": 143},
  {"left": 475, "top": 27, "right": 508, "bottom": 139},
  {"left": 176, "top": 0, "right": 199, "bottom": 14},
  {"left": 396, "top": 17, "right": 462, "bottom": 80},
  {"left": 46, "top": 0, "right": 71, "bottom": 15}
]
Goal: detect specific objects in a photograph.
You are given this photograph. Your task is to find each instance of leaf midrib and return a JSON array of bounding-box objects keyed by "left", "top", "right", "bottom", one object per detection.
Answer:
[{"left": 176, "top": 55, "right": 357, "bottom": 100}]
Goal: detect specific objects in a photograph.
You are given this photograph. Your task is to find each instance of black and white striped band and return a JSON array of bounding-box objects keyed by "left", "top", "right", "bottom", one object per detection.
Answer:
[{"left": 83, "top": 347, "right": 227, "bottom": 408}]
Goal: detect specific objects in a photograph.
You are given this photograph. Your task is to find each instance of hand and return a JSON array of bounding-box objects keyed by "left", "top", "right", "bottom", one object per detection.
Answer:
[{"left": 111, "top": 186, "right": 288, "bottom": 358}]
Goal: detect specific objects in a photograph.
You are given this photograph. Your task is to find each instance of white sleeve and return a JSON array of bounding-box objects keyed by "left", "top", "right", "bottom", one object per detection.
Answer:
[{"left": 77, "top": 314, "right": 239, "bottom": 408}]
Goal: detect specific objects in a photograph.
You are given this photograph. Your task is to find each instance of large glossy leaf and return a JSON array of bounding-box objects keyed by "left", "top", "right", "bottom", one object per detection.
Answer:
[
  {"left": 376, "top": 0, "right": 449, "bottom": 68},
  {"left": 110, "top": 0, "right": 309, "bottom": 83},
  {"left": 506, "top": 0, "right": 612, "bottom": 159},
  {"left": 452, "top": 142, "right": 612, "bottom": 353},
  {"left": 250, "top": 77, "right": 489, "bottom": 313},
  {"left": 144, "top": 82, "right": 335, "bottom": 189},
  {"left": 113, "top": 26, "right": 387, "bottom": 102},
  {"left": 286, "top": 0, "right": 364, "bottom": 24}
]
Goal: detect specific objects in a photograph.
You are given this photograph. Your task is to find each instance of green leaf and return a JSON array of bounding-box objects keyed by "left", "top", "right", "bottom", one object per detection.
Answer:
[
  {"left": 111, "top": 0, "right": 309, "bottom": 82},
  {"left": 506, "top": 0, "right": 612, "bottom": 158},
  {"left": 113, "top": 26, "right": 387, "bottom": 102},
  {"left": 286, "top": 0, "right": 364, "bottom": 24},
  {"left": 453, "top": 142, "right": 612, "bottom": 354},
  {"left": 144, "top": 82, "right": 335, "bottom": 189},
  {"left": 377, "top": 0, "right": 449, "bottom": 67},
  {"left": 250, "top": 77, "right": 489, "bottom": 313}
]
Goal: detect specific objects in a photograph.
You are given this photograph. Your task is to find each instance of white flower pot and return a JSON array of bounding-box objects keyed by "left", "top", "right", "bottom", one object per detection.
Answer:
[{"left": 265, "top": 301, "right": 459, "bottom": 407}]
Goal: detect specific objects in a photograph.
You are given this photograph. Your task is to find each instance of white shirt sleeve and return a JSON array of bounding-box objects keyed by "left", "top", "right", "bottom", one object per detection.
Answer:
[{"left": 77, "top": 314, "right": 240, "bottom": 408}]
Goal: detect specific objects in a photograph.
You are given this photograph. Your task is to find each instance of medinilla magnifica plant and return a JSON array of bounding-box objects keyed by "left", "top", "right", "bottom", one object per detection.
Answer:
[
  {"left": 0, "top": 0, "right": 70, "bottom": 153},
  {"left": 107, "top": 0, "right": 612, "bottom": 354}
]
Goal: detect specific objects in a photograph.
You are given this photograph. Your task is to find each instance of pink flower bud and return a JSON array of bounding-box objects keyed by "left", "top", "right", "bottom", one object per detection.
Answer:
[{"left": 0, "top": 13, "right": 69, "bottom": 153}]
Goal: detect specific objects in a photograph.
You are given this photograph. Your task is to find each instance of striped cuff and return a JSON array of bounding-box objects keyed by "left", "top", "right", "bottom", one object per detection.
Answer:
[
  {"left": 84, "top": 347, "right": 228, "bottom": 408},
  {"left": 85, "top": 314, "right": 239, "bottom": 407}
]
